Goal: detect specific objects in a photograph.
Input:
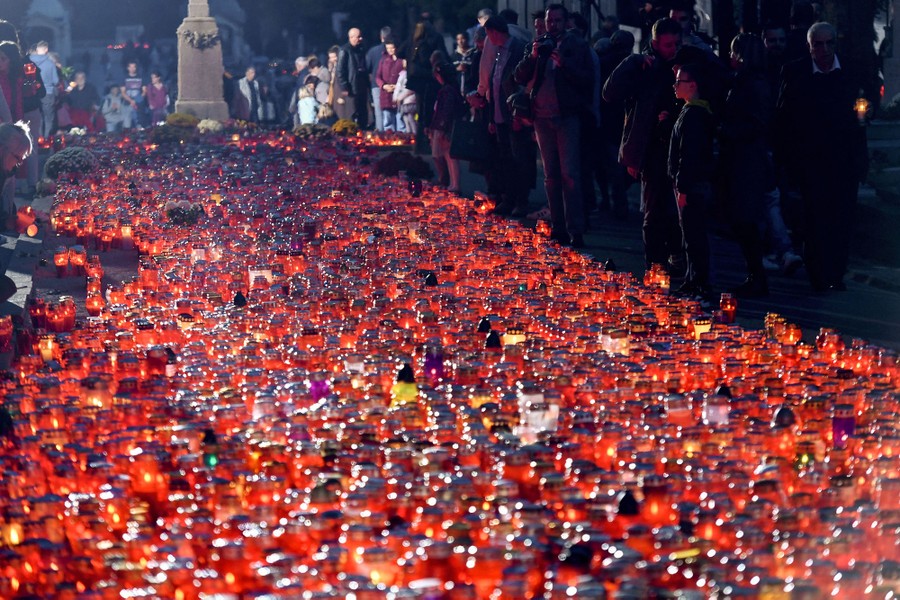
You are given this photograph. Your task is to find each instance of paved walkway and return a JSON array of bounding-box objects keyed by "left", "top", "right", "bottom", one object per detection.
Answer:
[{"left": 453, "top": 163, "right": 900, "bottom": 350}]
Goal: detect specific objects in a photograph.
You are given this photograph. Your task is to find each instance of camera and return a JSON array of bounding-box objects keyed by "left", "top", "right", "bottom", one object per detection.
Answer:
[{"left": 535, "top": 35, "right": 556, "bottom": 58}]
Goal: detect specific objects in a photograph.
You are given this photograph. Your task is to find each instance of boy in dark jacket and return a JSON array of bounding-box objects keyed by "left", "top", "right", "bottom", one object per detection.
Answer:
[{"left": 667, "top": 63, "right": 715, "bottom": 303}]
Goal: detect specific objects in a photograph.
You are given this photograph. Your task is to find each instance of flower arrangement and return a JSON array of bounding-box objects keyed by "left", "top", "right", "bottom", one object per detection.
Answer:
[
  {"left": 293, "top": 123, "right": 333, "bottom": 141},
  {"left": 198, "top": 119, "right": 224, "bottom": 134},
  {"left": 332, "top": 119, "right": 359, "bottom": 136},
  {"left": 164, "top": 200, "right": 205, "bottom": 226},
  {"left": 180, "top": 29, "right": 221, "bottom": 51},
  {"left": 43, "top": 147, "right": 99, "bottom": 180},
  {"left": 166, "top": 113, "right": 201, "bottom": 128},
  {"left": 224, "top": 119, "right": 259, "bottom": 134},
  {"left": 372, "top": 151, "right": 433, "bottom": 180}
]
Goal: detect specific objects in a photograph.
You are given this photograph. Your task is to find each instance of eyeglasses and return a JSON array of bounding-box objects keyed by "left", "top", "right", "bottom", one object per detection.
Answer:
[
  {"left": 674, "top": 79, "right": 694, "bottom": 85},
  {"left": 811, "top": 39, "right": 835, "bottom": 48}
]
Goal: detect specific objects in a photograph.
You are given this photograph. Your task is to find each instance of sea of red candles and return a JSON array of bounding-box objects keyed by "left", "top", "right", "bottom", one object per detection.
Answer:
[{"left": 0, "top": 129, "right": 897, "bottom": 599}]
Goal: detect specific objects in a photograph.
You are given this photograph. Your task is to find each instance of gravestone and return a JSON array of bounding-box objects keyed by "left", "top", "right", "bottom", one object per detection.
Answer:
[{"left": 175, "top": 0, "right": 229, "bottom": 120}]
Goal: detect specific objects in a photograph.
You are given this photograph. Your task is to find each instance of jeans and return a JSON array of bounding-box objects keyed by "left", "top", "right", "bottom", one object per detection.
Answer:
[
  {"left": 382, "top": 108, "right": 400, "bottom": 132},
  {"left": 764, "top": 186, "right": 794, "bottom": 255},
  {"left": 40, "top": 94, "right": 57, "bottom": 138},
  {"left": 371, "top": 87, "right": 382, "bottom": 131},
  {"left": 533, "top": 115, "right": 583, "bottom": 236}
]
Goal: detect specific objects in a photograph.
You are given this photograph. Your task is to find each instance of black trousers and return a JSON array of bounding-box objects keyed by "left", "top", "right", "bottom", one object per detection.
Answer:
[
  {"left": 677, "top": 184, "right": 712, "bottom": 288},
  {"left": 641, "top": 165, "right": 682, "bottom": 269}
]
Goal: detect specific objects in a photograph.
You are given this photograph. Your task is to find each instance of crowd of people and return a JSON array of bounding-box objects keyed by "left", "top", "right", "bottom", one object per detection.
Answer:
[
  {"left": 0, "top": 1, "right": 872, "bottom": 304},
  {"left": 241, "top": 0, "right": 866, "bottom": 302}
]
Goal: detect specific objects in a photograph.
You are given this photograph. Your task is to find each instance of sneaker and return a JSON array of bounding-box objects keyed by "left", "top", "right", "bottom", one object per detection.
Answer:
[
  {"left": 762, "top": 255, "right": 781, "bottom": 272},
  {"left": 527, "top": 206, "right": 551, "bottom": 220},
  {"left": 492, "top": 201, "right": 515, "bottom": 216},
  {"left": 510, "top": 205, "right": 530, "bottom": 217},
  {"left": 668, "top": 254, "right": 686, "bottom": 279},
  {"left": 733, "top": 276, "right": 769, "bottom": 299},
  {"left": 781, "top": 251, "right": 803, "bottom": 276},
  {"left": 550, "top": 229, "right": 570, "bottom": 245},
  {"left": 672, "top": 281, "right": 700, "bottom": 298}
]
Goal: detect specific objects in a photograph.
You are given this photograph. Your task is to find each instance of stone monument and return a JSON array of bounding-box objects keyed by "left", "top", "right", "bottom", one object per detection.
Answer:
[{"left": 175, "top": 0, "right": 229, "bottom": 120}]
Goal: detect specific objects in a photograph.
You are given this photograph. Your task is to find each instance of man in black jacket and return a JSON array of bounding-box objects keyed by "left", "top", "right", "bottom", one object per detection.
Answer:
[
  {"left": 482, "top": 17, "right": 532, "bottom": 216},
  {"left": 514, "top": 3, "right": 594, "bottom": 248},
  {"left": 775, "top": 22, "right": 868, "bottom": 293},
  {"left": 338, "top": 27, "right": 370, "bottom": 130},
  {"left": 603, "top": 17, "right": 684, "bottom": 271}
]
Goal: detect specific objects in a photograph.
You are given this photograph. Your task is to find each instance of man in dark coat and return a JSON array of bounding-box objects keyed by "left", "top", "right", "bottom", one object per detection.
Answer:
[
  {"left": 365, "top": 26, "right": 390, "bottom": 131},
  {"left": 514, "top": 4, "right": 594, "bottom": 248},
  {"left": 337, "top": 27, "right": 370, "bottom": 130},
  {"left": 775, "top": 22, "right": 868, "bottom": 293},
  {"left": 603, "top": 17, "right": 684, "bottom": 271},
  {"left": 482, "top": 17, "right": 532, "bottom": 216}
]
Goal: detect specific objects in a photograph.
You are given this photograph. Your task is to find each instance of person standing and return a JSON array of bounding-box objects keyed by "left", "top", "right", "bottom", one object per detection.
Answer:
[
  {"left": 596, "top": 29, "right": 636, "bottom": 220},
  {"left": 366, "top": 26, "right": 390, "bottom": 131},
  {"left": 775, "top": 22, "right": 868, "bottom": 293},
  {"left": 481, "top": 17, "right": 531, "bottom": 216},
  {"left": 392, "top": 68, "right": 417, "bottom": 134},
  {"left": 668, "top": 62, "right": 715, "bottom": 303},
  {"left": 429, "top": 63, "right": 465, "bottom": 193},
  {"left": 514, "top": 4, "right": 594, "bottom": 248},
  {"left": 28, "top": 41, "right": 58, "bottom": 137},
  {"left": 146, "top": 71, "right": 169, "bottom": 124},
  {"left": 337, "top": 27, "right": 370, "bottom": 130},
  {"left": 406, "top": 14, "right": 448, "bottom": 152},
  {"left": 603, "top": 18, "right": 684, "bottom": 271},
  {"left": 720, "top": 34, "right": 775, "bottom": 298},
  {"left": 235, "top": 66, "right": 262, "bottom": 123},
  {"left": 376, "top": 38, "right": 404, "bottom": 132},
  {"left": 121, "top": 60, "right": 147, "bottom": 129},
  {"left": 296, "top": 75, "right": 319, "bottom": 125}
]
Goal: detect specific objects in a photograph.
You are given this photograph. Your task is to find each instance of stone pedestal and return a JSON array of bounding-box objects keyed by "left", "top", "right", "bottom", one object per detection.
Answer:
[
  {"left": 175, "top": 0, "right": 230, "bottom": 121},
  {"left": 884, "top": 0, "right": 900, "bottom": 103}
]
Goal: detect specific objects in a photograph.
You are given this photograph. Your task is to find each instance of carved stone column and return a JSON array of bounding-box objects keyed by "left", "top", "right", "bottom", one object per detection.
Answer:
[{"left": 175, "top": 0, "right": 230, "bottom": 120}]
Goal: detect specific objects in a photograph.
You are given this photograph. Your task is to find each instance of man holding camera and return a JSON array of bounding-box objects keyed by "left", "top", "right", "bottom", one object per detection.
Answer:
[{"left": 514, "top": 4, "right": 594, "bottom": 247}]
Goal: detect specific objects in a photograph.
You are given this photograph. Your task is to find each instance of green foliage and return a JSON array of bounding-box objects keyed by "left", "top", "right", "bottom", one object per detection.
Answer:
[
  {"left": 151, "top": 124, "right": 199, "bottom": 145},
  {"left": 166, "top": 112, "right": 201, "bottom": 128}
]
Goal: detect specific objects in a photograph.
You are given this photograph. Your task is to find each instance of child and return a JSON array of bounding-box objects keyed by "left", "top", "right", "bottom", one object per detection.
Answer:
[
  {"left": 428, "top": 63, "right": 464, "bottom": 193},
  {"left": 667, "top": 63, "right": 715, "bottom": 304},
  {"left": 297, "top": 75, "right": 319, "bottom": 125},
  {"left": 393, "top": 69, "right": 416, "bottom": 134}
]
